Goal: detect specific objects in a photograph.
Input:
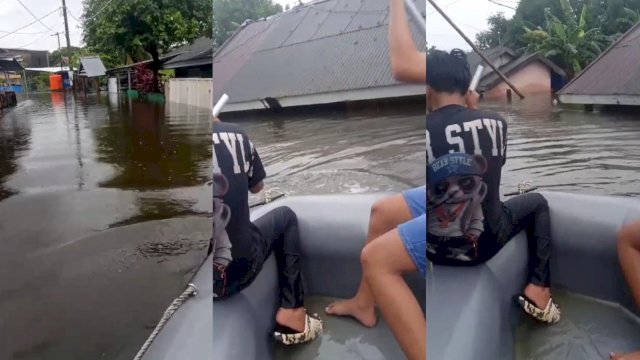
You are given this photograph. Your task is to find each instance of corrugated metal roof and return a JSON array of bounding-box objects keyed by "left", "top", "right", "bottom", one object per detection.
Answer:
[
  {"left": 559, "top": 22, "right": 640, "bottom": 96},
  {"left": 163, "top": 37, "right": 214, "bottom": 68},
  {"left": 212, "top": 0, "right": 426, "bottom": 107},
  {"left": 0, "top": 57, "right": 24, "bottom": 72},
  {"left": 79, "top": 56, "right": 106, "bottom": 77}
]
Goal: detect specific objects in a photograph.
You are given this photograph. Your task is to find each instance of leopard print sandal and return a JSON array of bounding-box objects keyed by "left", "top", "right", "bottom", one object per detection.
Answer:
[
  {"left": 517, "top": 294, "right": 561, "bottom": 324},
  {"left": 273, "top": 313, "right": 323, "bottom": 345}
]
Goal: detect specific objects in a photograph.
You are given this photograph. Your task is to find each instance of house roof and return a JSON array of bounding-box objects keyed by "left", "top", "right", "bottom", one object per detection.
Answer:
[
  {"left": 0, "top": 57, "right": 24, "bottom": 72},
  {"left": 558, "top": 22, "right": 640, "bottom": 98},
  {"left": 78, "top": 56, "right": 107, "bottom": 77},
  {"left": 163, "top": 37, "right": 213, "bottom": 69},
  {"left": 467, "top": 46, "right": 516, "bottom": 72},
  {"left": 480, "top": 53, "right": 566, "bottom": 90},
  {"left": 212, "top": 0, "right": 426, "bottom": 112},
  {"left": 466, "top": 46, "right": 565, "bottom": 92}
]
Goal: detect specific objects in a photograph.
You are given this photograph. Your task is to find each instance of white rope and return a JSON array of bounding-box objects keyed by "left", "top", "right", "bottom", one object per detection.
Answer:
[
  {"left": 132, "top": 283, "right": 198, "bottom": 360},
  {"left": 517, "top": 180, "right": 533, "bottom": 194}
]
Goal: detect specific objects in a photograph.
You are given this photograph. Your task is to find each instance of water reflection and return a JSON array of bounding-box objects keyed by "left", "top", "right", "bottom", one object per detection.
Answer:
[{"left": 0, "top": 113, "right": 31, "bottom": 200}]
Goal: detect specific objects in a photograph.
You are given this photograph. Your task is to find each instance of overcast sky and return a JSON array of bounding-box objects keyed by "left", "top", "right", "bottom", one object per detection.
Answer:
[
  {"left": 0, "top": 0, "right": 305, "bottom": 52},
  {"left": 1, "top": 0, "right": 515, "bottom": 52},
  {"left": 427, "top": 0, "right": 516, "bottom": 50}
]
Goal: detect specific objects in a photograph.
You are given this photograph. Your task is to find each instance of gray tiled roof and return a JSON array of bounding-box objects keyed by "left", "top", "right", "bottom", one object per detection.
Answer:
[
  {"left": 79, "top": 56, "right": 107, "bottom": 78},
  {"left": 559, "top": 22, "right": 640, "bottom": 96},
  {"left": 212, "top": 0, "right": 426, "bottom": 106}
]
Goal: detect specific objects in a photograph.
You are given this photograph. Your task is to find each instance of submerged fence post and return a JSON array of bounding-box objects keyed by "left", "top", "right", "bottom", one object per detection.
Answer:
[{"left": 506, "top": 89, "right": 512, "bottom": 103}]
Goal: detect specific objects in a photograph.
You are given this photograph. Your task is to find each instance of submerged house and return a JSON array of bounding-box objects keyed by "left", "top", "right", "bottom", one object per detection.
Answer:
[
  {"left": 558, "top": 22, "right": 640, "bottom": 107},
  {"left": 163, "top": 37, "right": 213, "bottom": 78},
  {"left": 211, "top": 0, "right": 426, "bottom": 113},
  {"left": 467, "top": 46, "right": 566, "bottom": 100}
]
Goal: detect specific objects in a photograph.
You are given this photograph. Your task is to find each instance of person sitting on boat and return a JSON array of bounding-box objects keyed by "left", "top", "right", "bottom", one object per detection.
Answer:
[
  {"left": 325, "top": 1, "right": 427, "bottom": 359},
  {"left": 210, "top": 115, "right": 322, "bottom": 345},
  {"left": 611, "top": 220, "right": 640, "bottom": 360},
  {"left": 425, "top": 48, "right": 560, "bottom": 324}
]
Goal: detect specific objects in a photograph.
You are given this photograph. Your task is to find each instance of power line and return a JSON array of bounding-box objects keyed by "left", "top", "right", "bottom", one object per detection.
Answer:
[
  {"left": 0, "top": 6, "right": 61, "bottom": 40},
  {"left": 15, "top": 0, "right": 56, "bottom": 32},
  {"left": 83, "top": 0, "right": 118, "bottom": 22},
  {"left": 0, "top": 29, "right": 49, "bottom": 35},
  {"left": 486, "top": 0, "right": 517, "bottom": 11}
]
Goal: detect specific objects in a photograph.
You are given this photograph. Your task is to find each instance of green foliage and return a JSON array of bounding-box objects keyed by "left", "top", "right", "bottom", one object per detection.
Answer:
[
  {"left": 212, "top": 0, "right": 283, "bottom": 47},
  {"left": 475, "top": 12, "right": 509, "bottom": 50},
  {"left": 483, "top": 0, "right": 640, "bottom": 50},
  {"left": 522, "top": 0, "right": 611, "bottom": 78},
  {"left": 82, "top": 0, "right": 211, "bottom": 65}
]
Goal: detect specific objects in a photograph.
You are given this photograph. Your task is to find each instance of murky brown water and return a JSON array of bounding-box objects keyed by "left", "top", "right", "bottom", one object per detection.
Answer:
[{"left": 1, "top": 92, "right": 639, "bottom": 359}]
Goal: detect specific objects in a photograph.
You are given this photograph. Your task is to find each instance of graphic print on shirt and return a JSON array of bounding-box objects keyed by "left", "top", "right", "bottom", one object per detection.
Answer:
[{"left": 427, "top": 152, "right": 488, "bottom": 261}]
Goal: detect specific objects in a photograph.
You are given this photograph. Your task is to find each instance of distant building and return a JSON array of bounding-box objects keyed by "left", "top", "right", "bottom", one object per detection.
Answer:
[
  {"left": 162, "top": 37, "right": 213, "bottom": 78},
  {"left": 211, "top": 0, "right": 426, "bottom": 113},
  {"left": 0, "top": 48, "right": 49, "bottom": 68},
  {"left": 467, "top": 46, "right": 566, "bottom": 100},
  {"left": 558, "top": 22, "right": 640, "bottom": 107}
]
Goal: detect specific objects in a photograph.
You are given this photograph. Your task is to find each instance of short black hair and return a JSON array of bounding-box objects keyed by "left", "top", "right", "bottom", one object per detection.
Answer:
[{"left": 426, "top": 49, "right": 472, "bottom": 95}]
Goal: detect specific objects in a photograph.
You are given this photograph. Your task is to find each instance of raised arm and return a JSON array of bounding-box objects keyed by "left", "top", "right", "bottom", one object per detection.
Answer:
[{"left": 389, "top": 0, "right": 426, "bottom": 83}]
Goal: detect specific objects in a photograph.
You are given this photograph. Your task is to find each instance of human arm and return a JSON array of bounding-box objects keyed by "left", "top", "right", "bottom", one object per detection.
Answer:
[{"left": 388, "top": 0, "right": 426, "bottom": 83}]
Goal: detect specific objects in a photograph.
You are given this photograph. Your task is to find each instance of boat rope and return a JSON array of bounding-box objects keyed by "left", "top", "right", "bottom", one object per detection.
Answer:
[
  {"left": 505, "top": 180, "right": 539, "bottom": 197},
  {"left": 132, "top": 283, "right": 198, "bottom": 360},
  {"left": 250, "top": 188, "right": 286, "bottom": 208}
]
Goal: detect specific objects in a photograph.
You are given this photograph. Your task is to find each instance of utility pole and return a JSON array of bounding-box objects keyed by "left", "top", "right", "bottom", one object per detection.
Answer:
[
  {"left": 61, "top": 0, "right": 75, "bottom": 91},
  {"left": 51, "top": 32, "right": 63, "bottom": 72}
]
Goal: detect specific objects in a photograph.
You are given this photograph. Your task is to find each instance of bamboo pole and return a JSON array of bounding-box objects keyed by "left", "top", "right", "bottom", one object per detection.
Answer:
[{"left": 426, "top": 0, "right": 525, "bottom": 99}]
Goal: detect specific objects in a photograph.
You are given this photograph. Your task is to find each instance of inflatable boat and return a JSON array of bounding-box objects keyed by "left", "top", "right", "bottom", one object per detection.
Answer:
[{"left": 139, "top": 192, "right": 640, "bottom": 360}]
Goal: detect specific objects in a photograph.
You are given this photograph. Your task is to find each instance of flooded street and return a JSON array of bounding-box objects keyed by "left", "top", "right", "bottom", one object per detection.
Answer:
[
  {"left": 492, "top": 95, "right": 640, "bottom": 197},
  {"left": 0, "top": 93, "right": 213, "bottom": 360},
  {"left": 1, "top": 92, "right": 639, "bottom": 359}
]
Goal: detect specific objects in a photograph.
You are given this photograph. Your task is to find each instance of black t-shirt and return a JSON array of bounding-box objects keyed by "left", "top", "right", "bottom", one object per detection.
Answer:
[
  {"left": 426, "top": 104, "right": 507, "bottom": 262},
  {"left": 212, "top": 122, "right": 266, "bottom": 263}
]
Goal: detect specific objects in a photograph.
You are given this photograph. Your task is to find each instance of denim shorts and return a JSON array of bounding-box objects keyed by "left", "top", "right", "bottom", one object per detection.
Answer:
[{"left": 398, "top": 186, "right": 426, "bottom": 276}]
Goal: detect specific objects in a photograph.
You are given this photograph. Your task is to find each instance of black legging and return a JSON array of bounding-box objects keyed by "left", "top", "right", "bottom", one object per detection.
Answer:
[
  {"left": 213, "top": 206, "right": 305, "bottom": 309},
  {"left": 485, "top": 192, "right": 552, "bottom": 287}
]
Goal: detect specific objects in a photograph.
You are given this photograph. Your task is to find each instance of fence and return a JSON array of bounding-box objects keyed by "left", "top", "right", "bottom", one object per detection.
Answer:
[{"left": 165, "top": 78, "right": 212, "bottom": 110}]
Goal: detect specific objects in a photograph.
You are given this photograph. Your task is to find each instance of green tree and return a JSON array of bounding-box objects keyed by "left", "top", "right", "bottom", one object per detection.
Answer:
[
  {"left": 475, "top": 12, "right": 509, "bottom": 50},
  {"left": 523, "top": 0, "right": 610, "bottom": 79},
  {"left": 212, "top": 0, "right": 283, "bottom": 47},
  {"left": 82, "top": 0, "right": 211, "bottom": 91}
]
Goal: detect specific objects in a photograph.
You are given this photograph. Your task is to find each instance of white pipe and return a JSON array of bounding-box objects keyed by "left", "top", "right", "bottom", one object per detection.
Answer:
[
  {"left": 212, "top": 93, "right": 229, "bottom": 117},
  {"left": 469, "top": 65, "right": 484, "bottom": 92},
  {"left": 404, "top": 0, "right": 426, "bottom": 35}
]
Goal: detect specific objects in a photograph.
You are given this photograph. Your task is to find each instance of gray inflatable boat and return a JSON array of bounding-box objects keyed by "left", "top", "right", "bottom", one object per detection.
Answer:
[{"left": 140, "top": 192, "right": 640, "bottom": 360}]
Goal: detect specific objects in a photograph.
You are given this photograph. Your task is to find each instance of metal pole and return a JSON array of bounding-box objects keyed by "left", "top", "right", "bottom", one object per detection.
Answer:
[
  {"left": 403, "top": 0, "right": 426, "bottom": 35},
  {"left": 426, "top": 0, "right": 525, "bottom": 99},
  {"left": 52, "top": 32, "right": 63, "bottom": 72},
  {"left": 61, "top": 0, "right": 75, "bottom": 92}
]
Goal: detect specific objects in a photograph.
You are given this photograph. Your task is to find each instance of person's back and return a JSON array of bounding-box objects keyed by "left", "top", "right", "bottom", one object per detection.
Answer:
[
  {"left": 426, "top": 49, "right": 560, "bottom": 324},
  {"left": 212, "top": 121, "right": 264, "bottom": 268},
  {"left": 426, "top": 105, "right": 507, "bottom": 261},
  {"left": 211, "top": 117, "right": 322, "bottom": 344}
]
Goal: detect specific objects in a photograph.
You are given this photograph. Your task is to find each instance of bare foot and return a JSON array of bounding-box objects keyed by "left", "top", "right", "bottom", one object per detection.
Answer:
[
  {"left": 275, "top": 307, "right": 306, "bottom": 333},
  {"left": 611, "top": 350, "right": 640, "bottom": 360},
  {"left": 325, "top": 298, "right": 377, "bottom": 328},
  {"left": 523, "top": 283, "right": 551, "bottom": 309}
]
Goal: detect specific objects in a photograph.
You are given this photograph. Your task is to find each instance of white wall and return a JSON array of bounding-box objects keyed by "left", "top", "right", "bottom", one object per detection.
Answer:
[{"left": 165, "top": 78, "right": 212, "bottom": 110}]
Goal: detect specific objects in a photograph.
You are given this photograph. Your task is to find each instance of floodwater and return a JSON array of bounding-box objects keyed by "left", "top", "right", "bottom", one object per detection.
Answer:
[
  {"left": 0, "top": 93, "right": 212, "bottom": 360},
  {"left": 1, "top": 92, "right": 639, "bottom": 360}
]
